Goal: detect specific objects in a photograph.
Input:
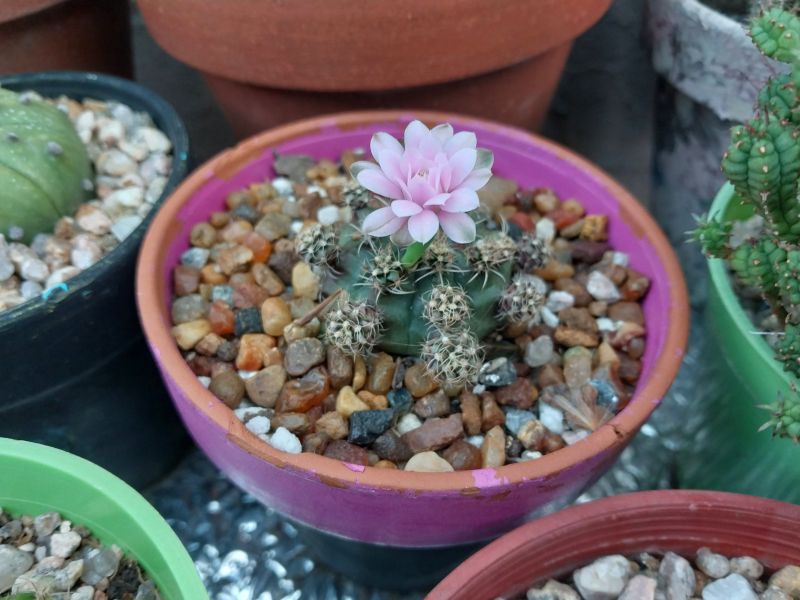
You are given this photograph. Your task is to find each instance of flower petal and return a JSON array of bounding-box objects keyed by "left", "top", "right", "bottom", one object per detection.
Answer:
[
  {"left": 391, "top": 199, "right": 423, "bottom": 217},
  {"left": 438, "top": 212, "right": 476, "bottom": 244},
  {"left": 370, "top": 131, "right": 403, "bottom": 161},
  {"left": 459, "top": 168, "right": 492, "bottom": 191},
  {"left": 349, "top": 160, "right": 378, "bottom": 178},
  {"left": 363, "top": 206, "right": 406, "bottom": 237},
  {"left": 431, "top": 123, "right": 454, "bottom": 144},
  {"left": 390, "top": 225, "right": 414, "bottom": 246},
  {"left": 441, "top": 188, "right": 479, "bottom": 213},
  {"left": 375, "top": 147, "right": 407, "bottom": 186},
  {"left": 357, "top": 168, "right": 404, "bottom": 200},
  {"left": 444, "top": 131, "right": 477, "bottom": 157},
  {"left": 404, "top": 120, "right": 430, "bottom": 150},
  {"left": 407, "top": 210, "right": 440, "bottom": 244},
  {"left": 448, "top": 148, "right": 478, "bottom": 189},
  {"left": 423, "top": 193, "right": 450, "bottom": 207},
  {"left": 407, "top": 176, "right": 437, "bottom": 204}
]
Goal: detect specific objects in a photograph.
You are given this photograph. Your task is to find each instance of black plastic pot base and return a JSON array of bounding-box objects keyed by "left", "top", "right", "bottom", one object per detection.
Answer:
[{"left": 293, "top": 520, "right": 486, "bottom": 592}]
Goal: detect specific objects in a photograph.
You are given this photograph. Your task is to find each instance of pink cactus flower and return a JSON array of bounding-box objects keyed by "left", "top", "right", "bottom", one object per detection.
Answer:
[{"left": 351, "top": 120, "right": 493, "bottom": 245}]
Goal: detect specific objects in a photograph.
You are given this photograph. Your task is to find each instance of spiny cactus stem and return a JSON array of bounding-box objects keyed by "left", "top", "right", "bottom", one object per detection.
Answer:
[
  {"left": 296, "top": 288, "right": 343, "bottom": 326},
  {"left": 400, "top": 241, "right": 427, "bottom": 268}
]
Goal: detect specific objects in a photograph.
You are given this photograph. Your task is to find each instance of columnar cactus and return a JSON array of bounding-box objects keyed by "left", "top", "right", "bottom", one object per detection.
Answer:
[
  {"left": 296, "top": 120, "right": 536, "bottom": 385},
  {"left": 0, "top": 88, "right": 92, "bottom": 243},
  {"left": 693, "top": 8, "right": 800, "bottom": 440}
]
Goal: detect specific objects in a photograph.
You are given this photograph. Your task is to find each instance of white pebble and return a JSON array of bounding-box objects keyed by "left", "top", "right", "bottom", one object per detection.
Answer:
[
  {"left": 135, "top": 126, "right": 172, "bottom": 153},
  {"left": 574, "top": 555, "right": 632, "bottom": 600},
  {"left": 702, "top": 573, "right": 758, "bottom": 600},
  {"left": 525, "top": 335, "right": 554, "bottom": 368},
  {"left": 518, "top": 450, "right": 542, "bottom": 461},
  {"left": 146, "top": 176, "right": 167, "bottom": 204},
  {"left": 404, "top": 451, "right": 454, "bottom": 472},
  {"left": 111, "top": 215, "right": 143, "bottom": 242},
  {"left": 611, "top": 251, "right": 629, "bottom": 266},
  {"left": 198, "top": 376, "right": 211, "bottom": 388},
  {"left": 290, "top": 221, "right": 304, "bottom": 234},
  {"left": 46, "top": 266, "right": 80, "bottom": 289},
  {"left": 466, "top": 435, "right": 485, "bottom": 448},
  {"left": 97, "top": 149, "right": 137, "bottom": 177},
  {"left": 20, "top": 257, "right": 49, "bottom": 283},
  {"left": 307, "top": 184, "right": 327, "bottom": 198},
  {"left": 546, "top": 290, "right": 574, "bottom": 312},
  {"left": 17, "top": 543, "right": 34, "bottom": 553},
  {"left": 596, "top": 318, "right": 618, "bottom": 332},
  {"left": 269, "top": 427, "right": 301, "bottom": 454},
  {"left": 76, "top": 205, "right": 113, "bottom": 235},
  {"left": 238, "top": 370, "right": 258, "bottom": 380},
  {"left": 139, "top": 153, "right": 171, "bottom": 183},
  {"left": 730, "top": 557, "right": 763, "bottom": 580},
  {"left": 245, "top": 416, "right": 271, "bottom": 436},
  {"left": 471, "top": 384, "right": 486, "bottom": 395},
  {"left": 539, "top": 402, "right": 564, "bottom": 435},
  {"left": 20, "top": 281, "right": 43, "bottom": 300},
  {"left": 540, "top": 306, "right": 560, "bottom": 328},
  {"left": 118, "top": 139, "right": 149, "bottom": 162},
  {"left": 697, "top": 547, "right": 731, "bottom": 579},
  {"left": 271, "top": 177, "right": 294, "bottom": 196},
  {"left": 105, "top": 186, "right": 144, "bottom": 209},
  {"left": 234, "top": 406, "right": 265, "bottom": 421},
  {"left": 396, "top": 413, "right": 422, "bottom": 435},
  {"left": 50, "top": 531, "right": 81, "bottom": 558},
  {"left": 535, "top": 217, "right": 556, "bottom": 243},
  {"left": 562, "top": 429, "right": 590, "bottom": 445},
  {"left": 586, "top": 271, "right": 621, "bottom": 302},
  {"left": 70, "top": 236, "right": 102, "bottom": 270},
  {"left": 98, "top": 119, "right": 124, "bottom": 146},
  {"left": 316, "top": 205, "right": 340, "bottom": 225}
]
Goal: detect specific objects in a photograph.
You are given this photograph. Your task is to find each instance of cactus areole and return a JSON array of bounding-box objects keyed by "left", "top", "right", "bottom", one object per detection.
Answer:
[
  {"left": 693, "top": 8, "right": 800, "bottom": 441},
  {"left": 297, "top": 120, "right": 534, "bottom": 385},
  {"left": 0, "top": 88, "right": 92, "bottom": 243}
]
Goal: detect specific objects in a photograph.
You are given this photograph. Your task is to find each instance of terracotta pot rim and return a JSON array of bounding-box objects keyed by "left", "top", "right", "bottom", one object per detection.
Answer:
[
  {"left": 136, "top": 109, "right": 689, "bottom": 494},
  {"left": 431, "top": 490, "right": 800, "bottom": 596},
  {"left": 0, "top": 0, "right": 65, "bottom": 22}
]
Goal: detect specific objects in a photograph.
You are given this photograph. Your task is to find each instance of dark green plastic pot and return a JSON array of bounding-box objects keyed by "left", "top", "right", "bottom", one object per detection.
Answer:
[
  {"left": 0, "top": 72, "right": 191, "bottom": 489},
  {"left": 677, "top": 183, "right": 799, "bottom": 501},
  {"left": 0, "top": 438, "right": 208, "bottom": 599}
]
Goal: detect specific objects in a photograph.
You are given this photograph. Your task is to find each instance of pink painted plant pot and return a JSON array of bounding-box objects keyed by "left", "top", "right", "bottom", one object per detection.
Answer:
[{"left": 136, "top": 111, "right": 688, "bottom": 549}]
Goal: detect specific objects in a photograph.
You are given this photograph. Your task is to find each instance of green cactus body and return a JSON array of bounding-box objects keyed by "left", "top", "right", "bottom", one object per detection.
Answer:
[
  {"left": 0, "top": 88, "right": 92, "bottom": 242},
  {"left": 776, "top": 322, "right": 800, "bottom": 378},
  {"left": 722, "top": 118, "right": 800, "bottom": 241},
  {"left": 759, "top": 73, "right": 800, "bottom": 124},
  {"left": 729, "top": 237, "right": 785, "bottom": 293},
  {"left": 776, "top": 247, "right": 800, "bottom": 323},
  {"left": 323, "top": 226, "right": 511, "bottom": 356},
  {"left": 751, "top": 8, "right": 800, "bottom": 64}
]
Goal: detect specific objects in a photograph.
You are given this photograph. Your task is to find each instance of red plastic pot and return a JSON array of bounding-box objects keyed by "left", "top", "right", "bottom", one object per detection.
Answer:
[
  {"left": 136, "top": 110, "right": 688, "bottom": 550},
  {"left": 136, "top": 0, "right": 612, "bottom": 137},
  {"left": 0, "top": 0, "right": 132, "bottom": 76},
  {"left": 431, "top": 490, "right": 800, "bottom": 599}
]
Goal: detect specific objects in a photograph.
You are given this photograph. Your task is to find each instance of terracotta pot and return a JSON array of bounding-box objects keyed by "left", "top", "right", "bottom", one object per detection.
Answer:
[
  {"left": 136, "top": 0, "right": 612, "bottom": 137},
  {"left": 430, "top": 490, "right": 800, "bottom": 599},
  {"left": 0, "top": 0, "right": 132, "bottom": 77},
  {"left": 136, "top": 110, "right": 688, "bottom": 550}
]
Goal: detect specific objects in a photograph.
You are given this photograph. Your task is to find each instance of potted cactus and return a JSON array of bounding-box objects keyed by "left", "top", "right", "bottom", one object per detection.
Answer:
[
  {"left": 0, "top": 72, "right": 191, "bottom": 489},
  {"left": 137, "top": 110, "right": 687, "bottom": 586},
  {"left": 684, "top": 8, "right": 800, "bottom": 501}
]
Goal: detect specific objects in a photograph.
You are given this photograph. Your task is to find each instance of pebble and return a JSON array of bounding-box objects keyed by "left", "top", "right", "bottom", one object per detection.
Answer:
[
  {"left": 413, "top": 390, "right": 450, "bottom": 418},
  {"left": 402, "top": 414, "right": 463, "bottom": 453},
  {"left": 761, "top": 587, "right": 791, "bottom": 600},
  {"left": 50, "top": 531, "right": 81, "bottom": 558},
  {"left": 702, "top": 574, "right": 758, "bottom": 600},
  {"left": 209, "top": 371, "right": 245, "bottom": 408},
  {"left": 563, "top": 347, "right": 593, "bottom": 389},
  {"left": 770, "top": 566, "right": 800, "bottom": 596},
  {"left": 315, "top": 411, "right": 349, "bottom": 440},
  {"left": 324, "top": 440, "right": 369, "bottom": 465},
  {"left": 276, "top": 367, "right": 330, "bottom": 413},
  {"left": 619, "top": 575, "right": 656, "bottom": 600},
  {"left": 172, "top": 294, "right": 208, "bottom": 324},
  {"left": 172, "top": 319, "right": 212, "bottom": 350},
  {"left": 81, "top": 547, "right": 119, "bottom": 586},
  {"left": 292, "top": 261, "right": 319, "bottom": 299},
  {"left": 730, "top": 557, "right": 763, "bottom": 581},
  {"left": 372, "top": 431, "right": 413, "bottom": 462},
  {"left": 459, "top": 391, "right": 482, "bottom": 435},
  {"left": 478, "top": 358, "right": 517, "bottom": 388},
  {"left": 697, "top": 547, "right": 731, "bottom": 579},
  {"left": 504, "top": 408, "right": 536, "bottom": 435},
  {"left": 546, "top": 290, "right": 574, "bottom": 312},
  {"left": 527, "top": 579, "right": 580, "bottom": 600},
  {"left": 525, "top": 335, "right": 554, "bottom": 368},
  {"left": 539, "top": 402, "right": 565, "bottom": 434},
  {"left": 260, "top": 297, "right": 292, "bottom": 336},
  {"left": 234, "top": 307, "right": 263, "bottom": 336},
  {"left": 327, "top": 347, "right": 353, "bottom": 389},
  {"left": 481, "top": 425, "right": 506, "bottom": 467},
  {"left": 348, "top": 409, "right": 395, "bottom": 445},
  {"left": 244, "top": 365, "right": 286, "bottom": 408},
  {"left": 541, "top": 306, "right": 560, "bottom": 328},
  {"left": 404, "top": 451, "right": 454, "bottom": 472},
  {"left": 481, "top": 394, "right": 506, "bottom": 431},
  {"left": 396, "top": 413, "right": 423, "bottom": 435},
  {"left": 442, "top": 439, "right": 483, "bottom": 470},
  {"left": 659, "top": 551, "right": 696, "bottom": 600},
  {"left": 517, "top": 419, "right": 546, "bottom": 450},
  {"left": 404, "top": 363, "right": 439, "bottom": 397},
  {"left": 269, "top": 427, "right": 302, "bottom": 454},
  {"left": 388, "top": 388, "right": 413, "bottom": 415},
  {"left": 0, "top": 545, "right": 34, "bottom": 593},
  {"left": 284, "top": 338, "right": 325, "bottom": 376},
  {"left": 573, "top": 555, "right": 632, "bottom": 600},
  {"left": 587, "top": 271, "right": 621, "bottom": 302},
  {"left": 317, "top": 205, "right": 340, "bottom": 225},
  {"left": 366, "top": 352, "right": 395, "bottom": 394},
  {"left": 245, "top": 415, "right": 271, "bottom": 435},
  {"left": 536, "top": 218, "right": 556, "bottom": 242},
  {"left": 335, "top": 386, "right": 370, "bottom": 418}
]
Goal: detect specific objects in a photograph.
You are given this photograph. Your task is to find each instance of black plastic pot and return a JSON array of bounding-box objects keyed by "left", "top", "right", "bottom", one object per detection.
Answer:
[{"left": 0, "top": 72, "right": 191, "bottom": 489}]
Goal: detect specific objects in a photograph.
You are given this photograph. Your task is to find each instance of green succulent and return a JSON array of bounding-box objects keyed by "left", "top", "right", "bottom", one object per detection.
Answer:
[{"left": 0, "top": 88, "right": 92, "bottom": 243}]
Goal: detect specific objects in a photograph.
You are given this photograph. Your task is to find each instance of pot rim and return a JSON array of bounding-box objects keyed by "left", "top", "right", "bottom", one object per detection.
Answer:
[
  {"left": 136, "top": 109, "right": 689, "bottom": 494},
  {"left": 0, "top": 437, "right": 208, "bottom": 599},
  {"left": 430, "top": 489, "right": 800, "bottom": 598},
  {"left": 706, "top": 183, "right": 794, "bottom": 388},
  {"left": 0, "top": 0, "right": 64, "bottom": 22},
  {"left": 0, "top": 70, "right": 189, "bottom": 332}
]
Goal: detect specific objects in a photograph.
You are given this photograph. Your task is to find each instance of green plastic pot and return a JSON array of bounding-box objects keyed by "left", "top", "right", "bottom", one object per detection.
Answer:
[
  {"left": 677, "top": 183, "right": 800, "bottom": 502},
  {"left": 0, "top": 438, "right": 208, "bottom": 600}
]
